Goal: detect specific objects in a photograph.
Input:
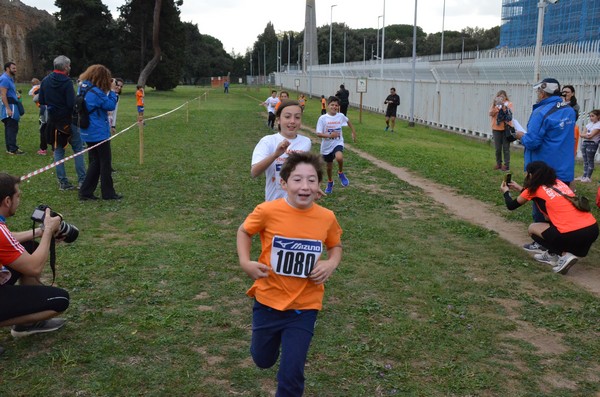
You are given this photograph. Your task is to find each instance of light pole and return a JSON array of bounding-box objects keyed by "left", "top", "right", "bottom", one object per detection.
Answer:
[
  {"left": 409, "top": 0, "right": 418, "bottom": 127},
  {"left": 380, "top": 0, "right": 386, "bottom": 78},
  {"left": 329, "top": 4, "right": 337, "bottom": 76},
  {"left": 287, "top": 33, "right": 291, "bottom": 72},
  {"left": 534, "top": 0, "right": 556, "bottom": 82},
  {"left": 440, "top": 0, "right": 445, "bottom": 61},
  {"left": 376, "top": 15, "right": 382, "bottom": 60}
]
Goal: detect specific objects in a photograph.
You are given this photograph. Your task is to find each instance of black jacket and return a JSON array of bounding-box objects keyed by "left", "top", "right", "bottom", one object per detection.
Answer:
[{"left": 39, "top": 72, "right": 75, "bottom": 121}]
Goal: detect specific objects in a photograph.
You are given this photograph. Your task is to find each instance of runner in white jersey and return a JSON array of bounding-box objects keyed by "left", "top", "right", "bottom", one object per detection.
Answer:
[
  {"left": 261, "top": 90, "right": 280, "bottom": 130},
  {"left": 252, "top": 100, "right": 312, "bottom": 201}
]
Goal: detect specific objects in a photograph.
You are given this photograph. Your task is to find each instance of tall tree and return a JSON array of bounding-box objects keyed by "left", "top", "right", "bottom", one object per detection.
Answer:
[
  {"left": 53, "top": 0, "right": 117, "bottom": 75},
  {"left": 118, "top": 0, "right": 184, "bottom": 90}
]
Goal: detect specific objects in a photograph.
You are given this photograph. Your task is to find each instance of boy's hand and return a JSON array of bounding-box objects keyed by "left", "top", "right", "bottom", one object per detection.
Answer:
[
  {"left": 240, "top": 261, "right": 270, "bottom": 280},
  {"left": 351, "top": 131, "right": 356, "bottom": 143},
  {"left": 309, "top": 260, "right": 337, "bottom": 285}
]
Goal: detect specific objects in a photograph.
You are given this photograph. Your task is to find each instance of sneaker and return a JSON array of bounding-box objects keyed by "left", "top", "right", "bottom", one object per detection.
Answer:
[
  {"left": 7, "top": 149, "right": 25, "bottom": 155},
  {"left": 11, "top": 318, "right": 66, "bottom": 338},
  {"left": 553, "top": 253, "right": 578, "bottom": 275},
  {"left": 501, "top": 165, "right": 510, "bottom": 171},
  {"left": 581, "top": 177, "right": 591, "bottom": 183},
  {"left": 325, "top": 181, "right": 334, "bottom": 194},
  {"left": 384, "top": 126, "right": 389, "bottom": 132},
  {"left": 534, "top": 251, "right": 559, "bottom": 266},
  {"left": 574, "top": 176, "right": 584, "bottom": 181},
  {"left": 493, "top": 164, "right": 501, "bottom": 170},
  {"left": 523, "top": 241, "right": 546, "bottom": 253},
  {"left": 77, "top": 181, "right": 83, "bottom": 190},
  {"left": 59, "top": 181, "right": 75, "bottom": 191},
  {"left": 338, "top": 172, "right": 349, "bottom": 187},
  {"left": 37, "top": 149, "right": 47, "bottom": 155}
]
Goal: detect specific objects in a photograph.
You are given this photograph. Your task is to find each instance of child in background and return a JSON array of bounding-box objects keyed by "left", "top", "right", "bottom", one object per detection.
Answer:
[
  {"left": 136, "top": 85, "right": 145, "bottom": 124},
  {"left": 298, "top": 94, "right": 306, "bottom": 111},
  {"left": 237, "top": 151, "right": 343, "bottom": 397},
  {"left": 315, "top": 96, "right": 357, "bottom": 194},
  {"left": 251, "top": 100, "right": 312, "bottom": 201},
  {"left": 320, "top": 95, "right": 326, "bottom": 115},
  {"left": 274, "top": 91, "right": 289, "bottom": 113},
  {"left": 576, "top": 109, "right": 600, "bottom": 182}
]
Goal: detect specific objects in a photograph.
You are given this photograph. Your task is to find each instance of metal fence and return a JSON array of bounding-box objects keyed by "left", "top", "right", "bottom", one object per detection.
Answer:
[{"left": 274, "top": 41, "right": 600, "bottom": 150}]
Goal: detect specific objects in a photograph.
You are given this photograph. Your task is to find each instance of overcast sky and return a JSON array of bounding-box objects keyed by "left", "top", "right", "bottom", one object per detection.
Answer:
[{"left": 26, "top": 0, "right": 502, "bottom": 55}]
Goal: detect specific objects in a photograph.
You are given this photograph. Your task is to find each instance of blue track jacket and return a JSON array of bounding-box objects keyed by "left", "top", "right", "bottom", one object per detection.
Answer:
[
  {"left": 522, "top": 95, "right": 576, "bottom": 182},
  {"left": 78, "top": 81, "right": 117, "bottom": 143}
]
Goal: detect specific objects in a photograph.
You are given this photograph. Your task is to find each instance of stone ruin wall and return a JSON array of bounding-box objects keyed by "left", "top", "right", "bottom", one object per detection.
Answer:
[{"left": 0, "top": 0, "right": 53, "bottom": 82}]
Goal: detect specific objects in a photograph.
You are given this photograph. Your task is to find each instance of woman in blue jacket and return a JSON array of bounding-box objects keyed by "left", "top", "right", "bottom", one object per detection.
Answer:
[{"left": 77, "top": 65, "right": 121, "bottom": 201}]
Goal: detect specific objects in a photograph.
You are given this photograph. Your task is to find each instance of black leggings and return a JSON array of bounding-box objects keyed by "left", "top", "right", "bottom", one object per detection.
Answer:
[
  {"left": 534, "top": 222, "right": 599, "bottom": 257},
  {"left": 0, "top": 285, "right": 69, "bottom": 323}
]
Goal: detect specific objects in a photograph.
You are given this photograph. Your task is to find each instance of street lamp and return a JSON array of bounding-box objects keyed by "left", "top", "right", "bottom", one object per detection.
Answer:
[
  {"left": 329, "top": 4, "right": 337, "bottom": 76},
  {"left": 440, "top": 0, "right": 445, "bottom": 61},
  {"left": 409, "top": 0, "right": 418, "bottom": 127},
  {"left": 376, "top": 15, "right": 383, "bottom": 60},
  {"left": 380, "top": 0, "right": 386, "bottom": 78},
  {"left": 533, "top": 0, "right": 557, "bottom": 82}
]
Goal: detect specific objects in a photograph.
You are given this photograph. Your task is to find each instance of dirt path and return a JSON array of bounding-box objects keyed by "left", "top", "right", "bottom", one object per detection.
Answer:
[{"left": 347, "top": 145, "right": 600, "bottom": 297}]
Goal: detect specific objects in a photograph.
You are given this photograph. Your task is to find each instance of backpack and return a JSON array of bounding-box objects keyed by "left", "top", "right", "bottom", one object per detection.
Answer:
[{"left": 73, "top": 83, "right": 95, "bottom": 129}]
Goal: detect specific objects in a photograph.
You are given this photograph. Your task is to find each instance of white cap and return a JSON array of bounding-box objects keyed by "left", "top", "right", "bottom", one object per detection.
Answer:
[{"left": 533, "top": 78, "right": 560, "bottom": 95}]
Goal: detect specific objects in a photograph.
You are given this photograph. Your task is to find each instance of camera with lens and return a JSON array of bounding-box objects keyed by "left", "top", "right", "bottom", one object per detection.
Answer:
[{"left": 31, "top": 204, "right": 79, "bottom": 243}]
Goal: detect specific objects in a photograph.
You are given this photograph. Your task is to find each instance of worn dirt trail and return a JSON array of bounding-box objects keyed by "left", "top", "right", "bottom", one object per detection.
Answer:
[{"left": 348, "top": 145, "right": 600, "bottom": 297}]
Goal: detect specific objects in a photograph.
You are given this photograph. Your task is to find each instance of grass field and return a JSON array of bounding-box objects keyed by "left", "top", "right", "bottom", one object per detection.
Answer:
[{"left": 1, "top": 84, "right": 599, "bottom": 396}]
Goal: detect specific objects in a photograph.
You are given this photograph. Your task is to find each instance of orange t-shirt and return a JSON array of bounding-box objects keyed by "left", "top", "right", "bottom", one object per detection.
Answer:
[
  {"left": 321, "top": 98, "right": 326, "bottom": 110},
  {"left": 520, "top": 180, "right": 596, "bottom": 233},
  {"left": 136, "top": 89, "right": 144, "bottom": 106},
  {"left": 243, "top": 198, "right": 342, "bottom": 311}
]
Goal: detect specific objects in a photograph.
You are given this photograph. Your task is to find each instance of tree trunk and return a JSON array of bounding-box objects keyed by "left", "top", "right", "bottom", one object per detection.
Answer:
[{"left": 137, "top": 0, "right": 162, "bottom": 86}]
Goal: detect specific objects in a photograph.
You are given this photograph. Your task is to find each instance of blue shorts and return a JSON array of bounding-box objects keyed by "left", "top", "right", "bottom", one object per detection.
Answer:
[
  {"left": 322, "top": 145, "right": 344, "bottom": 163},
  {"left": 137, "top": 106, "right": 144, "bottom": 113}
]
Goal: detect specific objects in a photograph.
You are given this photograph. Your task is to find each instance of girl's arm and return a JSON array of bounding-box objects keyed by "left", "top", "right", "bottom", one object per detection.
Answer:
[{"left": 586, "top": 128, "right": 600, "bottom": 139}]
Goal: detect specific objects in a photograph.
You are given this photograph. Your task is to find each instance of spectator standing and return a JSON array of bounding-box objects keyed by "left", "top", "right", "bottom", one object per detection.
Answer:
[
  {"left": 223, "top": 80, "right": 229, "bottom": 94},
  {"left": 108, "top": 78, "right": 124, "bottom": 135},
  {"left": 0, "top": 62, "right": 24, "bottom": 155},
  {"left": 251, "top": 100, "right": 312, "bottom": 201},
  {"left": 575, "top": 110, "right": 600, "bottom": 183},
  {"left": 136, "top": 85, "right": 145, "bottom": 124},
  {"left": 383, "top": 87, "right": 400, "bottom": 132},
  {"left": 0, "top": 173, "right": 70, "bottom": 354},
  {"left": 515, "top": 78, "right": 577, "bottom": 252},
  {"left": 335, "top": 84, "right": 350, "bottom": 115},
  {"left": 38, "top": 55, "right": 87, "bottom": 191},
  {"left": 320, "top": 95, "right": 327, "bottom": 115},
  {"left": 316, "top": 96, "right": 357, "bottom": 194},
  {"left": 29, "top": 78, "right": 48, "bottom": 155},
  {"left": 489, "top": 90, "right": 514, "bottom": 171},
  {"left": 78, "top": 65, "right": 121, "bottom": 201}
]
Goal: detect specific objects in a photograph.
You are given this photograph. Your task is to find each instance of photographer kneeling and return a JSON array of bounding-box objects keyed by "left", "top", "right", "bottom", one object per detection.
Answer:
[
  {"left": 0, "top": 173, "right": 70, "bottom": 355},
  {"left": 501, "top": 161, "right": 599, "bottom": 275}
]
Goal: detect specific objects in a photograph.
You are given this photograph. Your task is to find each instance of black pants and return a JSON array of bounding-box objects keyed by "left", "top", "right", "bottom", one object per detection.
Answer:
[{"left": 80, "top": 140, "right": 116, "bottom": 199}]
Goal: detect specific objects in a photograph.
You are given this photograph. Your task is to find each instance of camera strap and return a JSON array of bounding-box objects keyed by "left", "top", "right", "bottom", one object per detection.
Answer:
[{"left": 31, "top": 222, "right": 56, "bottom": 285}]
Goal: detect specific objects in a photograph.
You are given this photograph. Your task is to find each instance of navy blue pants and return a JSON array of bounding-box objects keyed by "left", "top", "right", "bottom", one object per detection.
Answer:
[
  {"left": 3, "top": 117, "right": 19, "bottom": 152},
  {"left": 251, "top": 300, "right": 318, "bottom": 397}
]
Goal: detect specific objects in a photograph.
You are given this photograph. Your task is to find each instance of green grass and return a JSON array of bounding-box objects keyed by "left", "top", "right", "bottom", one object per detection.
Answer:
[{"left": 1, "top": 85, "right": 598, "bottom": 396}]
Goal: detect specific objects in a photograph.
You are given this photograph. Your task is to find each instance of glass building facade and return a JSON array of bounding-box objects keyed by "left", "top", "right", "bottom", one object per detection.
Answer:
[{"left": 500, "top": 0, "right": 600, "bottom": 47}]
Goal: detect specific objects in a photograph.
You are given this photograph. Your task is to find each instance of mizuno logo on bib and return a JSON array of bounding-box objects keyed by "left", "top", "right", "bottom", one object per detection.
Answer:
[{"left": 271, "top": 236, "right": 323, "bottom": 278}]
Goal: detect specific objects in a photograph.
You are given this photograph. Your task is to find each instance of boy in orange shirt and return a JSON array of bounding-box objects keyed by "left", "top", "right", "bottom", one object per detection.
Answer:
[
  {"left": 237, "top": 152, "right": 343, "bottom": 396},
  {"left": 135, "top": 85, "right": 145, "bottom": 124}
]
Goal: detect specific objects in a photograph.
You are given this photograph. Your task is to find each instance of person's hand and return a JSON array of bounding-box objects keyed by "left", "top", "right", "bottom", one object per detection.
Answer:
[
  {"left": 508, "top": 181, "right": 523, "bottom": 192},
  {"left": 351, "top": 131, "right": 356, "bottom": 143},
  {"left": 315, "top": 188, "right": 326, "bottom": 200},
  {"left": 515, "top": 130, "right": 525, "bottom": 140},
  {"left": 274, "top": 139, "right": 290, "bottom": 157},
  {"left": 43, "top": 208, "right": 61, "bottom": 236},
  {"left": 500, "top": 181, "right": 509, "bottom": 193},
  {"left": 240, "top": 261, "right": 270, "bottom": 280},
  {"left": 309, "top": 259, "right": 337, "bottom": 285}
]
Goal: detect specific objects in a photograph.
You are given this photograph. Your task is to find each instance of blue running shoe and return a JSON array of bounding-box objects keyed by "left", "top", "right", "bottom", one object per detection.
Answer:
[
  {"left": 338, "top": 172, "right": 349, "bottom": 187},
  {"left": 325, "top": 181, "right": 334, "bottom": 194},
  {"left": 384, "top": 126, "right": 389, "bottom": 132}
]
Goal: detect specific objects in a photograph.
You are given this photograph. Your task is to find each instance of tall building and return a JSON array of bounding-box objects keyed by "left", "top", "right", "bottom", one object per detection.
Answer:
[{"left": 500, "top": 0, "right": 600, "bottom": 48}]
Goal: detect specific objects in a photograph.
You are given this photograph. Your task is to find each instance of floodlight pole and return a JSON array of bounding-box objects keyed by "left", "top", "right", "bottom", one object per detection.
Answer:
[
  {"left": 380, "top": 0, "right": 386, "bottom": 78},
  {"left": 329, "top": 4, "right": 337, "bottom": 77},
  {"left": 409, "top": 0, "right": 417, "bottom": 127},
  {"left": 440, "top": 0, "right": 445, "bottom": 61},
  {"left": 533, "top": 0, "right": 548, "bottom": 82}
]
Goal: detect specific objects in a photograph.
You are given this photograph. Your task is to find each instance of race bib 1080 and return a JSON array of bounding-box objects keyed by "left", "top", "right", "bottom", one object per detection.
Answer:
[{"left": 271, "top": 236, "right": 323, "bottom": 278}]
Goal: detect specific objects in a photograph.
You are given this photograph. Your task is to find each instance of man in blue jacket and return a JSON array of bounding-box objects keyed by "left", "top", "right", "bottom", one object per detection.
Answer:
[
  {"left": 515, "top": 77, "right": 577, "bottom": 252},
  {"left": 39, "top": 55, "right": 86, "bottom": 191},
  {"left": 0, "top": 62, "right": 24, "bottom": 155}
]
